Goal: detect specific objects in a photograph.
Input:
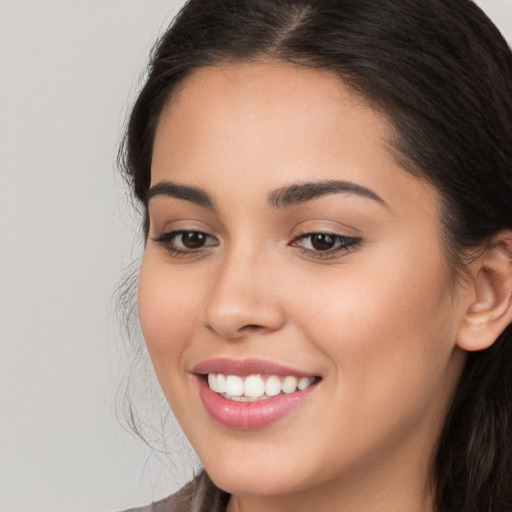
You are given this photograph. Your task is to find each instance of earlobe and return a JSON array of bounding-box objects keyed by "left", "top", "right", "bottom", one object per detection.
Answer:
[{"left": 457, "top": 230, "right": 512, "bottom": 352}]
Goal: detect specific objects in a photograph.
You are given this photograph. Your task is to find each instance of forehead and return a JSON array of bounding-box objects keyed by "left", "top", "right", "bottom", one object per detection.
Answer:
[
  {"left": 153, "top": 62, "right": 392, "bottom": 171},
  {"left": 160, "top": 60, "right": 374, "bottom": 127},
  {"left": 151, "top": 61, "right": 436, "bottom": 216}
]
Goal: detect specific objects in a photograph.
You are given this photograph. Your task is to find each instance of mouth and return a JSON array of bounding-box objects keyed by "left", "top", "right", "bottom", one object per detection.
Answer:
[
  {"left": 206, "top": 373, "right": 318, "bottom": 401},
  {"left": 193, "top": 359, "right": 321, "bottom": 428}
]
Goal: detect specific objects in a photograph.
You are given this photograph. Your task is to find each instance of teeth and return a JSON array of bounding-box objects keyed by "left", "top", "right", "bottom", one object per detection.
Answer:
[
  {"left": 216, "top": 374, "right": 226, "bottom": 393},
  {"left": 225, "top": 375, "right": 244, "bottom": 396},
  {"left": 244, "top": 375, "right": 265, "bottom": 398},
  {"left": 207, "top": 373, "right": 218, "bottom": 392},
  {"left": 206, "top": 373, "right": 316, "bottom": 401},
  {"left": 298, "top": 376, "right": 312, "bottom": 390},
  {"left": 282, "top": 376, "right": 298, "bottom": 394},
  {"left": 265, "top": 375, "right": 282, "bottom": 397}
]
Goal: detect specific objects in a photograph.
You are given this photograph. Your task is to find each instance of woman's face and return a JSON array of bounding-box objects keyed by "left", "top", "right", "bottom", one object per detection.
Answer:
[{"left": 139, "top": 62, "right": 468, "bottom": 507}]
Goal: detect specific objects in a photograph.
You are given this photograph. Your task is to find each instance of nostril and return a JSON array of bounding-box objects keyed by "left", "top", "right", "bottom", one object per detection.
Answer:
[{"left": 205, "top": 321, "right": 268, "bottom": 339}]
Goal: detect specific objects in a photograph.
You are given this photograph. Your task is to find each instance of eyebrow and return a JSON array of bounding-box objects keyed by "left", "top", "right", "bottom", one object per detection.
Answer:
[
  {"left": 147, "top": 181, "right": 215, "bottom": 209},
  {"left": 146, "top": 178, "right": 387, "bottom": 210},
  {"left": 269, "top": 180, "right": 387, "bottom": 208}
]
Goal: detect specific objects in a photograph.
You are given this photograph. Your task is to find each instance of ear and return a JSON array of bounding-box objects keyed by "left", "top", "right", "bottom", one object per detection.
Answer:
[{"left": 457, "top": 230, "right": 512, "bottom": 352}]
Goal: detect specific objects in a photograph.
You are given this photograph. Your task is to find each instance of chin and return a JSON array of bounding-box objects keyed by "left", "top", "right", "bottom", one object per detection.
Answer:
[
  {"left": 205, "top": 460, "right": 310, "bottom": 498},
  {"left": 194, "top": 434, "right": 328, "bottom": 498}
]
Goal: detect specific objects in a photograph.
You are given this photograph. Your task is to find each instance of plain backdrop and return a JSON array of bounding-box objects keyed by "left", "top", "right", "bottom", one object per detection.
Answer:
[{"left": 1, "top": 1, "right": 511, "bottom": 511}]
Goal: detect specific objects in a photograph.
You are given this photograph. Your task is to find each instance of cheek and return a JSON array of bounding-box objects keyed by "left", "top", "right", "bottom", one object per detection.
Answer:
[
  {"left": 290, "top": 239, "right": 457, "bottom": 410},
  {"left": 137, "top": 255, "right": 201, "bottom": 376}
]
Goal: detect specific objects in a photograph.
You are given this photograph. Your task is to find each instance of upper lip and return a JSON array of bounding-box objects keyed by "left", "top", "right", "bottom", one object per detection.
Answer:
[{"left": 192, "top": 358, "right": 318, "bottom": 378}]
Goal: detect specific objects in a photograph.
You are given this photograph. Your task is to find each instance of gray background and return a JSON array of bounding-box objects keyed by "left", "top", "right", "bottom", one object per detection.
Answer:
[{"left": 1, "top": 1, "right": 511, "bottom": 511}]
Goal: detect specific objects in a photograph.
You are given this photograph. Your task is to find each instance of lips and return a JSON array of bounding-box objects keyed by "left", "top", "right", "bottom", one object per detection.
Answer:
[{"left": 193, "top": 358, "right": 320, "bottom": 429}]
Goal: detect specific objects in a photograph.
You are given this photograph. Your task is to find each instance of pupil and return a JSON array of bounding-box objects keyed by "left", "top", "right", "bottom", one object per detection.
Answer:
[
  {"left": 183, "top": 232, "right": 205, "bottom": 249},
  {"left": 311, "top": 234, "right": 335, "bottom": 251}
]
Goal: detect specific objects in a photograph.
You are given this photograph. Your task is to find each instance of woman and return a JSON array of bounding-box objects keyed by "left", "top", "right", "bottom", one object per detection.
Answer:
[{"left": 120, "top": 0, "right": 512, "bottom": 510}]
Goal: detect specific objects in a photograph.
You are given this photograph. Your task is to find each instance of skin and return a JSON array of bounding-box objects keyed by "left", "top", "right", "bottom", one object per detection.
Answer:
[{"left": 138, "top": 62, "right": 473, "bottom": 512}]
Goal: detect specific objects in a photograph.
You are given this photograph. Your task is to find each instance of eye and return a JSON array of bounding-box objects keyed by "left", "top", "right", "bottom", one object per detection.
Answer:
[
  {"left": 152, "top": 230, "right": 218, "bottom": 256},
  {"left": 290, "top": 232, "right": 361, "bottom": 259}
]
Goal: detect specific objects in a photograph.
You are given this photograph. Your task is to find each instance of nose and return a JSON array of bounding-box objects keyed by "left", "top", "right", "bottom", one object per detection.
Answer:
[{"left": 204, "top": 248, "right": 286, "bottom": 340}]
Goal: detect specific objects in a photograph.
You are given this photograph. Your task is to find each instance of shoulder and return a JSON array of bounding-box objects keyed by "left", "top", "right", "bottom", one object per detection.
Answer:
[{"left": 118, "top": 471, "right": 230, "bottom": 512}]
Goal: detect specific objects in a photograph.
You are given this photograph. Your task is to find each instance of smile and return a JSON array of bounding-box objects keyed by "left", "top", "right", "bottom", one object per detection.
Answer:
[
  {"left": 194, "top": 359, "right": 320, "bottom": 428},
  {"left": 207, "top": 373, "right": 317, "bottom": 401}
]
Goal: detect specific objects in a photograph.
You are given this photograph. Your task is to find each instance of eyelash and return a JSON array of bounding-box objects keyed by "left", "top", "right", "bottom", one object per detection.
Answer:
[
  {"left": 152, "top": 230, "right": 362, "bottom": 259},
  {"left": 290, "top": 232, "right": 362, "bottom": 259},
  {"left": 152, "top": 230, "right": 219, "bottom": 258}
]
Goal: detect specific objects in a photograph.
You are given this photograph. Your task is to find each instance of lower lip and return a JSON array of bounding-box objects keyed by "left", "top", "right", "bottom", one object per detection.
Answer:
[{"left": 197, "top": 377, "right": 317, "bottom": 429}]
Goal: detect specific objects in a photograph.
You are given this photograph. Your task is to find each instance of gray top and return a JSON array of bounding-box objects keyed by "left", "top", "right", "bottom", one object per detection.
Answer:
[{"left": 121, "top": 471, "right": 229, "bottom": 512}]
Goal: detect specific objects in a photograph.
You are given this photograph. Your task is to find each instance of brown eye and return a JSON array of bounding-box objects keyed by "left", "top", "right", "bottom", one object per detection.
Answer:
[
  {"left": 181, "top": 231, "right": 208, "bottom": 249},
  {"left": 152, "top": 230, "right": 219, "bottom": 256},
  {"left": 290, "top": 232, "right": 362, "bottom": 259},
  {"left": 310, "top": 233, "right": 336, "bottom": 251}
]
